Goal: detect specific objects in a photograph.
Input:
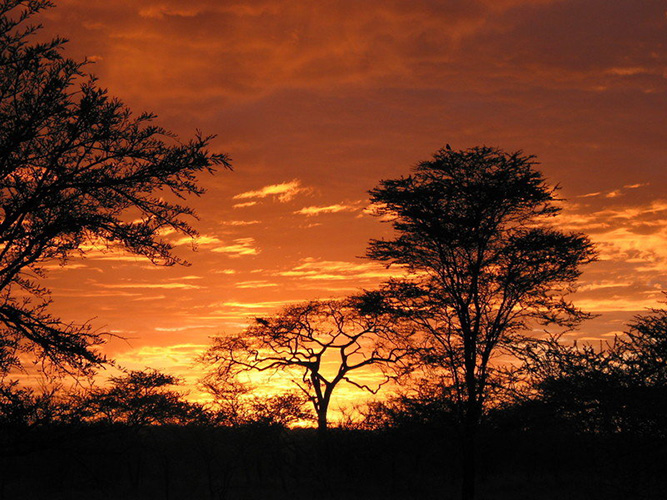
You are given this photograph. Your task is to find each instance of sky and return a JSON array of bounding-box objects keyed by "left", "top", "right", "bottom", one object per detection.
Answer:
[{"left": 31, "top": 0, "right": 666, "bottom": 403}]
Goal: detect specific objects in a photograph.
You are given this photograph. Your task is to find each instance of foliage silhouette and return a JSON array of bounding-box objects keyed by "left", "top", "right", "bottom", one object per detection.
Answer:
[
  {"left": 519, "top": 300, "right": 667, "bottom": 436},
  {"left": 202, "top": 296, "right": 415, "bottom": 434},
  {"left": 0, "top": 0, "right": 229, "bottom": 375},
  {"left": 79, "top": 369, "right": 206, "bottom": 427},
  {"left": 366, "top": 145, "right": 596, "bottom": 499},
  {"left": 203, "top": 377, "right": 313, "bottom": 428}
]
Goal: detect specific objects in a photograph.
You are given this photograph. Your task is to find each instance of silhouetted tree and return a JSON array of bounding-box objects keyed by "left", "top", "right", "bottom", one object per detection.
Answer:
[
  {"left": 80, "top": 369, "right": 206, "bottom": 426},
  {"left": 0, "top": 1, "right": 229, "bottom": 374},
  {"left": 518, "top": 336, "right": 629, "bottom": 433},
  {"left": 520, "top": 299, "right": 667, "bottom": 436},
  {"left": 366, "top": 146, "right": 595, "bottom": 499},
  {"left": 202, "top": 297, "right": 415, "bottom": 435},
  {"left": 354, "top": 374, "right": 459, "bottom": 431},
  {"left": 202, "top": 377, "right": 312, "bottom": 428},
  {"left": 0, "top": 379, "right": 69, "bottom": 427},
  {"left": 621, "top": 300, "right": 667, "bottom": 387}
]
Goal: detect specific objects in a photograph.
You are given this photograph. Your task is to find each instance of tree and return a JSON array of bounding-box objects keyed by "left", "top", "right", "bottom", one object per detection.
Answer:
[
  {"left": 516, "top": 335, "right": 630, "bottom": 434},
  {"left": 202, "top": 377, "right": 313, "bottom": 428},
  {"left": 0, "top": 1, "right": 229, "bottom": 374},
  {"left": 366, "top": 146, "right": 595, "bottom": 499},
  {"left": 80, "top": 369, "right": 206, "bottom": 426},
  {"left": 621, "top": 299, "right": 667, "bottom": 387},
  {"left": 519, "top": 298, "right": 667, "bottom": 436},
  {"left": 201, "top": 296, "right": 415, "bottom": 435}
]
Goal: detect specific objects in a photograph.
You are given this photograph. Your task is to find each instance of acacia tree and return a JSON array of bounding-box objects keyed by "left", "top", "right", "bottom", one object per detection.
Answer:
[
  {"left": 201, "top": 297, "right": 415, "bottom": 434},
  {"left": 79, "top": 369, "right": 206, "bottom": 427},
  {"left": 520, "top": 298, "right": 667, "bottom": 436},
  {"left": 0, "top": 1, "right": 229, "bottom": 373},
  {"left": 366, "top": 146, "right": 595, "bottom": 500}
]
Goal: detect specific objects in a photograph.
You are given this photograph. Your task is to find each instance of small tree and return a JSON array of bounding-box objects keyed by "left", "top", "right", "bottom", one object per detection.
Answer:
[
  {"left": 366, "top": 146, "right": 595, "bottom": 499},
  {"left": 80, "top": 369, "right": 206, "bottom": 426},
  {"left": 520, "top": 299, "right": 667, "bottom": 436},
  {"left": 202, "top": 377, "right": 312, "bottom": 428},
  {"left": 0, "top": 1, "right": 229, "bottom": 374},
  {"left": 201, "top": 296, "right": 414, "bottom": 434},
  {"left": 621, "top": 300, "right": 667, "bottom": 386}
]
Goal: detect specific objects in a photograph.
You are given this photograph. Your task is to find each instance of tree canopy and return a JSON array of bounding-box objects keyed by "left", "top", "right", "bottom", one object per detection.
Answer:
[
  {"left": 519, "top": 301, "right": 667, "bottom": 436},
  {"left": 366, "top": 145, "right": 596, "bottom": 499},
  {"left": 0, "top": 0, "right": 229, "bottom": 374}
]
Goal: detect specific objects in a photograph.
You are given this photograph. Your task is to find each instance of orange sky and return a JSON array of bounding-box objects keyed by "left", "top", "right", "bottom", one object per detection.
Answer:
[{"left": 30, "top": 1, "right": 666, "bottom": 402}]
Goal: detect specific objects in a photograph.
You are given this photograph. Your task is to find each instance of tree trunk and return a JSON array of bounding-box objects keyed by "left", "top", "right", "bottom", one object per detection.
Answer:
[
  {"left": 461, "top": 404, "right": 479, "bottom": 500},
  {"left": 316, "top": 398, "right": 331, "bottom": 473},
  {"left": 461, "top": 422, "right": 476, "bottom": 500},
  {"left": 317, "top": 410, "right": 328, "bottom": 436},
  {"left": 316, "top": 396, "right": 330, "bottom": 438}
]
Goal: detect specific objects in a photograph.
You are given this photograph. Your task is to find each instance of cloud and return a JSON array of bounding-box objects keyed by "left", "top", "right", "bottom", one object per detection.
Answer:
[
  {"left": 98, "top": 283, "right": 203, "bottom": 290},
  {"left": 221, "top": 220, "right": 261, "bottom": 226},
  {"left": 210, "top": 237, "right": 260, "bottom": 256},
  {"left": 41, "top": 262, "right": 100, "bottom": 272},
  {"left": 577, "top": 182, "right": 651, "bottom": 200},
  {"left": 114, "top": 344, "right": 209, "bottom": 379},
  {"left": 294, "top": 203, "right": 361, "bottom": 216},
  {"left": 276, "top": 257, "right": 404, "bottom": 282},
  {"left": 577, "top": 281, "right": 632, "bottom": 293},
  {"left": 233, "top": 201, "right": 257, "bottom": 209},
  {"left": 138, "top": 5, "right": 203, "bottom": 19},
  {"left": 555, "top": 199, "right": 667, "bottom": 317},
  {"left": 235, "top": 280, "right": 279, "bottom": 288},
  {"left": 213, "top": 269, "right": 237, "bottom": 274},
  {"left": 51, "top": 0, "right": 665, "bottom": 110},
  {"left": 557, "top": 201, "right": 667, "bottom": 270},
  {"left": 172, "top": 234, "right": 223, "bottom": 246},
  {"left": 132, "top": 295, "right": 167, "bottom": 301},
  {"left": 154, "top": 325, "right": 219, "bottom": 332},
  {"left": 75, "top": 242, "right": 152, "bottom": 263},
  {"left": 216, "top": 300, "right": 296, "bottom": 310},
  {"left": 233, "top": 179, "right": 309, "bottom": 203},
  {"left": 573, "top": 297, "right": 663, "bottom": 313}
]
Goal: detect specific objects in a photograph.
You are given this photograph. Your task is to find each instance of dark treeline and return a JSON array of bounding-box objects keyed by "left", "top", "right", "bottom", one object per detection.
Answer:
[
  {"left": 1, "top": 1, "right": 666, "bottom": 499},
  {"left": 1, "top": 321, "right": 666, "bottom": 500},
  {"left": 1, "top": 306, "right": 666, "bottom": 499}
]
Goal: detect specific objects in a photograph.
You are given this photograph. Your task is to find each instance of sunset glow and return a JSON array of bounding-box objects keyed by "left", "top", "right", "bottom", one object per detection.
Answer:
[{"left": 33, "top": 0, "right": 665, "bottom": 405}]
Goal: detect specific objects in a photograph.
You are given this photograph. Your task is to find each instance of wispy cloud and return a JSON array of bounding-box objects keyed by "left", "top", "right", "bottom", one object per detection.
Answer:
[
  {"left": 217, "top": 300, "right": 296, "bottom": 310},
  {"left": 577, "top": 281, "right": 633, "bottom": 292},
  {"left": 573, "top": 296, "right": 663, "bottom": 313},
  {"left": 138, "top": 5, "right": 203, "bottom": 19},
  {"left": 154, "top": 325, "right": 219, "bottom": 332},
  {"left": 276, "top": 258, "right": 404, "bottom": 282},
  {"left": 211, "top": 237, "right": 260, "bottom": 257},
  {"left": 213, "top": 269, "right": 237, "bottom": 274},
  {"left": 577, "top": 183, "right": 650, "bottom": 199},
  {"left": 294, "top": 202, "right": 361, "bottom": 216},
  {"left": 98, "top": 283, "right": 203, "bottom": 290},
  {"left": 114, "top": 344, "right": 209, "bottom": 378},
  {"left": 235, "top": 280, "right": 279, "bottom": 288},
  {"left": 76, "top": 242, "right": 152, "bottom": 263},
  {"left": 221, "top": 220, "right": 261, "bottom": 226},
  {"left": 233, "top": 201, "right": 257, "bottom": 209},
  {"left": 233, "top": 179, "right": 309, "bottom": 203},
  {"left": 173, "top": 234, "right": 223, "bottom": 246}
]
